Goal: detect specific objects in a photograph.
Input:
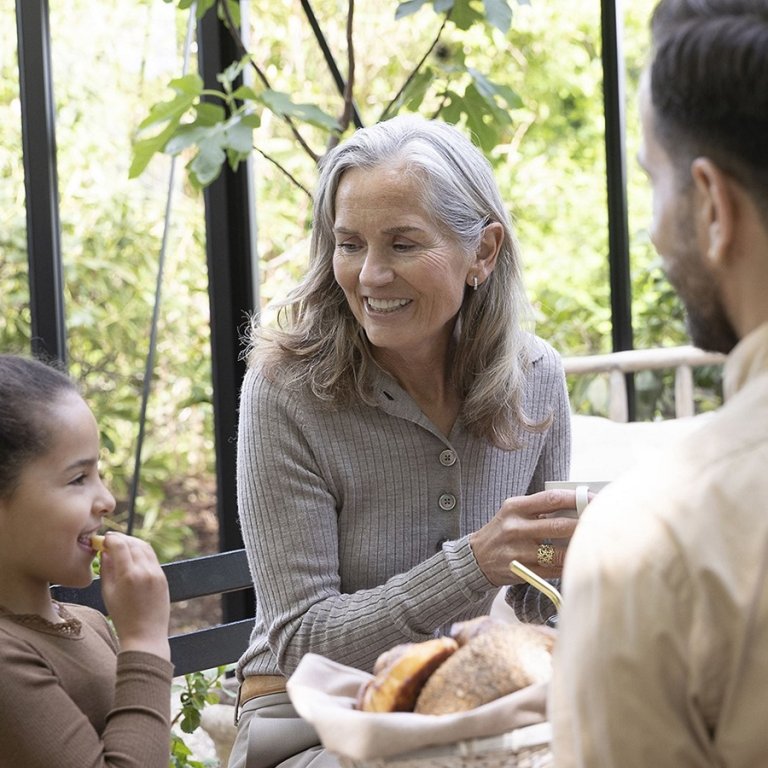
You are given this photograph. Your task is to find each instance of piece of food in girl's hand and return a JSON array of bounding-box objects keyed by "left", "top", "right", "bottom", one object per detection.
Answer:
[{"left": 90, "top": 534, "right": 106, "bottom": 552}]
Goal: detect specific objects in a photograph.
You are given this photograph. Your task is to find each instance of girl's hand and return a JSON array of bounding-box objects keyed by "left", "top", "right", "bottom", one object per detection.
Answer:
[
  {"left": 98, "top": 533, "right": 171, "bottom": 661},
  {"left": 469, "top": 490, "right": 582, "bottom": 586}
]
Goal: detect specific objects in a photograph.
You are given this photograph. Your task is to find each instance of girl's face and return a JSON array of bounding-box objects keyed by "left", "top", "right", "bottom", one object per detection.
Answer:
[
  {"left": 0, "top": 392, "right": 115, "bottom": 598},
  {"left": 332, "top": 164, "right": 481, "bottom": 369}
]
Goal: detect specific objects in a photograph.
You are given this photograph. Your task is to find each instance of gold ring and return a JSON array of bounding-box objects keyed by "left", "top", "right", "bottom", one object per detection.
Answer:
[{"left": 536, "top": 543, "right": 556, "bottom": 567}]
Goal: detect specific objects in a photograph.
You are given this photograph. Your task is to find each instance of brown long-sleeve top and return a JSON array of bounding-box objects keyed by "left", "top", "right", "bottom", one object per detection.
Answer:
[{"left": 0, "top": 602, "right": 173, "bottom": 768}]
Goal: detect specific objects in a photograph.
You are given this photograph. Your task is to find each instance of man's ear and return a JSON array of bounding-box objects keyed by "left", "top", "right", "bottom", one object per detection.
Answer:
[
  {"left": 473, "top": 222, "right": 504, "bottom": 284},
  {"left": 691, "top": 157, "right": 736, "bottom": 266}
]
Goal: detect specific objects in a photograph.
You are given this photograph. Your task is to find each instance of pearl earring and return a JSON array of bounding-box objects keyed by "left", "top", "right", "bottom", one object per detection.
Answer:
[{"left": 473, "top": 275, "right": 478, "bottom": 292}]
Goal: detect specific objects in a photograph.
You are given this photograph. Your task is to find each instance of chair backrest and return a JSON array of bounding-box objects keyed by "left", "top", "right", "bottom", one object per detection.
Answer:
[{"left": 51, "top": 548, "right": 255, "bottom": 675}]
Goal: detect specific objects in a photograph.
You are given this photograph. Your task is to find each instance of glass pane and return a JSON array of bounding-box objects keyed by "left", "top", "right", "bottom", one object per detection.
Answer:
[
  {"left": 47, "top": 0, "right": 216, "bottom": 569},
  {"left": 0, "top": 0, "right": 32, "bottom": 349}
]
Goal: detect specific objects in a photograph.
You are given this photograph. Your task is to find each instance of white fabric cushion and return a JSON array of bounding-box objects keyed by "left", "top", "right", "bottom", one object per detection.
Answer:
[{"left": 569, "top": 413, "right": 709, "bottom": 482}]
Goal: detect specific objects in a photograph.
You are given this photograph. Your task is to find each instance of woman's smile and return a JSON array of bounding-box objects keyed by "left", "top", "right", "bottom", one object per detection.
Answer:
[{"left": 365, "top": 297, "right": 412, "bottom": 314}]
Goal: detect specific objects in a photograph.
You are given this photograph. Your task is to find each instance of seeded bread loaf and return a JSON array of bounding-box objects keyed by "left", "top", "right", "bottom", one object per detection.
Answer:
[{"left": 357, "top": 617, "right": 554, "bottom": 715}]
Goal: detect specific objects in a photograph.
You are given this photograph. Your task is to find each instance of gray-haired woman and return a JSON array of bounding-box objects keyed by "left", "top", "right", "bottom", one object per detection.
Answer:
[{"left": 229, "top": 115, "right": 577, "bottom": 768}]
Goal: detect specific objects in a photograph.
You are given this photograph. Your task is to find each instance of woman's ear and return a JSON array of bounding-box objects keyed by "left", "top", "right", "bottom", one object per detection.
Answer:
[
  {"left": 471, "top": 222, "right": 504, "bottom": 286},
  {"left": 691, "top": 157, "right": 736, "bottom": 266}
]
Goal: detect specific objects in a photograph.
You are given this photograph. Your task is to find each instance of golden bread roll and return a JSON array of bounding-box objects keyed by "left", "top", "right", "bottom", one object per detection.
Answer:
[
  {"left": 357, "top": 637, "right": 459, "bottom": 712},
  {"left": 448, "top": 615, "right": 507, "bottom": 646},
  {"left": 413, "top": 622, "right": 554, "bottom": 715},
  {"left": 90, "top": 534, "right": 106, "bottom": 552}
]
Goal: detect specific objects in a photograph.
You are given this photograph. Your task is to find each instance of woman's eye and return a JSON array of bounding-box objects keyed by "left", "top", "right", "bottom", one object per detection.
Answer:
[
  {"left": 70, "top": 474, "right": 87, "bottom": 486},
  {"left": 392, "top": 241, "right": 415, "bottom": 252},
  {"left": 335, "top": 241, "right": 360, "bottom": 253}
]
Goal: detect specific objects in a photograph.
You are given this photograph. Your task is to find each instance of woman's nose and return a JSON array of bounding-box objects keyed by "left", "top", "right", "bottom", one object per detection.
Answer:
[{"left": 359, "top": 250, "right": 394, "bottom": 286}]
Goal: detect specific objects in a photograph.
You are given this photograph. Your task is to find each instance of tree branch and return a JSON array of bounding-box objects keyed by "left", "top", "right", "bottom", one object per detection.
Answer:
[
  {"left": 218, "top": 0, "right": 320, "bottom": 163},
  {"left": 378, "top": 12, "right": 450, "bottom": 123},
  {"left": 254, "top": 147, "right": 314, "bottom": 201},
  {"left": 328, "top": 0, "right": 357, "bottom": 150}
]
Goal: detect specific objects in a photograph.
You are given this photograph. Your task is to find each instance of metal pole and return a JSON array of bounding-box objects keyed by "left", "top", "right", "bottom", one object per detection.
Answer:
[
  {"left": 601, "top": 0, "right": 635, "bottom": 418},
  {"left": 15, "top": 0, "right": 67, "bottom": 363},
  {"left": 198, "top": 1, "right": 257, "bottom": 621}
]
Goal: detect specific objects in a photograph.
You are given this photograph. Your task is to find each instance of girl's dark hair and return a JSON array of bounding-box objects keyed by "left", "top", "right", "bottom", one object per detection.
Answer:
[{"left": 0, "top": 354, "right": 79, "bottom": 496}]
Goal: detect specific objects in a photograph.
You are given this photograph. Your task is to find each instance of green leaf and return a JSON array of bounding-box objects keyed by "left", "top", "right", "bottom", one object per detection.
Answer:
[
  {"left": 218, "top": 0, "right": 241, "bottom": 27},
  {"left": 169, "top": 73, "right": 206, "bottom": 98},
  {"left": 164, "top": 124, "right": 214, "bottom": 155},
  {"left": 438, "top": 89, "right": 465, "bottom": 123},
  {"left": 402, "top": 69, "right": 434, "bottom": 112},
  {"left": 433, "top": 0, "right": 455, "bottom": 13},
  {"left": 483, "top": 0, "right": 513, "bottom": 33},
  {"left": 395, "top": 0, "right": 430, "bottom": 20},
  {"left": 135, "top": 75, "right": 203, "bottom": 133},
  {"left": 231, "top": 85, "right": 261, "bottom": 102},
  {"left": 223, "top": 116, "right": 255, "bottom": 153},
  {"left": 241, "top": 113, "right": 261, "bottom": 129},
  {"left": 459, "top": 84, "right": 505, "bottom": 151},
  {"left": 466, "top": 67, "right": 521, "bottom": 112},
  {"left": 195, "top": 101, "right": 227, "bottom": 126},
  {"left": 450, "top": 0, "right": 484, "bottom": 30},
  {"left": 218, "top": 57, "right": 249, "bottom": 91},
  {"left": 258, "top": 91, "right": 340, "bottom": 131},
  {"left": 196, "top": 0, "right": 216, "bottom": 20},
  {"left": 128, "top": 122, "right": 177, "bottom": 178},
  {"left": 189, "top": 139, "right": 227, "bottom": 187}
]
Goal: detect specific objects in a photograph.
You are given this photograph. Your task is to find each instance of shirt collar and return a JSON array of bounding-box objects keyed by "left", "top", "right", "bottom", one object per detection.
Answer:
[{"left": 723, "top": 321, "right": 768, "bottom": 401}]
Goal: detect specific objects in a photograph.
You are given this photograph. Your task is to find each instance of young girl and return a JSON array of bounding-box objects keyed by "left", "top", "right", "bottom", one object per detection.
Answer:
[{"left": 0, "top": 354, "right": 173, "bottom": 767}]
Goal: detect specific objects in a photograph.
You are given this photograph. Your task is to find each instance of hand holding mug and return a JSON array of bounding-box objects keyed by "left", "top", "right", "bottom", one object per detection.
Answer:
[{"left": 469, "top": 490, "right": 584, "bottom": 586}]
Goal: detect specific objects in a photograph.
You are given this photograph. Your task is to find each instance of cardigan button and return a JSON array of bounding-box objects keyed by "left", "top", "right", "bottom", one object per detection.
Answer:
[
  {"left": 438, "top": 493, "right": 456, "bottom": 511},
  {"left": 439, "top": 449, "right": 457, "bottom": 466}
]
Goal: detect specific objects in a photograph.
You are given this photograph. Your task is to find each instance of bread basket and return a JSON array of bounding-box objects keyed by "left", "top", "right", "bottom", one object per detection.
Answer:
[{"left": 336, "top": 722, "right": 553, "bottom": 768}]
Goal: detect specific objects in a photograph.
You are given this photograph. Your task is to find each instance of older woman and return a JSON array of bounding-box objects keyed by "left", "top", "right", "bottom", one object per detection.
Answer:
[{"left": 229, "top": 115, "right": 577, "bottom": 768}]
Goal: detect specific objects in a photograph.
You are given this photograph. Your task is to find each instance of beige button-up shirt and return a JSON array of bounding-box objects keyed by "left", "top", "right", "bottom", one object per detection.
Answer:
[{"left": 550, "top": 322, "right": 768, "bottom": 767}]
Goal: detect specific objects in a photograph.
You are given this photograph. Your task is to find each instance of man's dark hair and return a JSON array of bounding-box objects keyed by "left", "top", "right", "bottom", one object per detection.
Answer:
[{"left": 650, "top": 0, "right": 768, "bottom": 216}]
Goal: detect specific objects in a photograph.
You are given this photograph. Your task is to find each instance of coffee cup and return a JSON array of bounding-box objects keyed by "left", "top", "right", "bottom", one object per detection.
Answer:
[{"left": 544, "top": 480, "right": 610, "bottom": 518}]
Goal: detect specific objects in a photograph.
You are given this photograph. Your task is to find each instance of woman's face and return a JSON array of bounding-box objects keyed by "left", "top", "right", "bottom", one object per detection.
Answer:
[
  {"left": 0, "top": 392, "right": 115, "bottom": 597},
  {"left": 332, "top": 164, "right": 476, "bottom": 368}
]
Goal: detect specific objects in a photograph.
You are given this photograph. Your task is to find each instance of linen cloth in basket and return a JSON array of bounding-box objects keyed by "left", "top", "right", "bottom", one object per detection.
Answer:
[{"left": 286, "top": 653, "right": 552, "bottom": 767}]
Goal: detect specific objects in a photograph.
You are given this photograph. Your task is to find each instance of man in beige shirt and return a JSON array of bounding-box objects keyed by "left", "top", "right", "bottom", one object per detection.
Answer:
[{"left": 550, "top": 1, "right": 768, "bottom": 765}]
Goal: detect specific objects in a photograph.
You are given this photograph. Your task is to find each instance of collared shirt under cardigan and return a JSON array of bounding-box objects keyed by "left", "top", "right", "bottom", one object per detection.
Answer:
[
  {"left": 550, "top": 321, "right": 768, "bottom": 767},
  {"left": 235, "top": 335, "right": 571, "bottom": 681}
]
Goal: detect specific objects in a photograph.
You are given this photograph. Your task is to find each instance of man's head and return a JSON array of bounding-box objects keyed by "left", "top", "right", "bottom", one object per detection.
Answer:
[{"left": 639, "top": 0, "right": 768, "bottom": 353}]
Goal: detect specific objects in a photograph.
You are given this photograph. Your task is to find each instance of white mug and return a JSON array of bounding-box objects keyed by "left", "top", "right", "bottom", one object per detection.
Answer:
[{"left": 544, "top": 480, "right": 610, "bottom": 518}]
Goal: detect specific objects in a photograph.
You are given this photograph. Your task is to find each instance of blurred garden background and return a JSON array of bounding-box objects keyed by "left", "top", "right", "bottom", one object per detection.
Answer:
[{"left": 2, "top": 0, "right": 720, "bottom": 575}]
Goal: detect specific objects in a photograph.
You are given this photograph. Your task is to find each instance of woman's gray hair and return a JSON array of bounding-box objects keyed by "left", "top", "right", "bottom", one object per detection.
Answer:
[{"left": 248, "top": 114, "right": 542, "bottom": 448}]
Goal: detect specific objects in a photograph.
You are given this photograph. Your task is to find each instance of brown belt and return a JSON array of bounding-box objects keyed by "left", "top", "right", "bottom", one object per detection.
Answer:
[{"left": 235, "top": 674, "right": 287, "bottom": 723}]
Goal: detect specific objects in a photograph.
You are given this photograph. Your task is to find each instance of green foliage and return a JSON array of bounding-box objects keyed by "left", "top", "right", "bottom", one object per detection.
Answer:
[
  {"left": 132, "top": 0, "right": 528, "bottom": 185},
  {"left": 169, "top": 667, "right": 228, "bottom": 768},
  {"left": 1, "top": 0, "right": 214, "bottom": 558},
  {"left": 174, "top": 668, "right": 226, "bottom": 734}
]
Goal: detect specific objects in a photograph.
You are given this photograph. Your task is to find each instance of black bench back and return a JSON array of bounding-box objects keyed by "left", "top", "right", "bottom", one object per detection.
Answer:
[{"left": 52, "top": 548, "right": 255, "bottom": 675}]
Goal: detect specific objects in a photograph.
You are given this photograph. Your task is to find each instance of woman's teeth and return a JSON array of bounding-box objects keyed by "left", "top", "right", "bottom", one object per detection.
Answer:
[{"left": 367, "top": 298, "right": 409, "bottom": 312}]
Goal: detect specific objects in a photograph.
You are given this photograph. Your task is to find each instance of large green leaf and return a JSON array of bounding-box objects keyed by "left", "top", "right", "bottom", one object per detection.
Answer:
[
  {"left": 257, "top": 91, "right": 340, "bottom": 131},
  {"left": 466, "top": 67, "right": 522, "bottom": 111},
  {"left": 483, "top": 0, "right": 512, "bottom": 33},
  {"left": 135, "top": 74, "right": 203, "bottom": 133},
  {"left": 128, "top": 122, "right": 178, "bottom": 178}
]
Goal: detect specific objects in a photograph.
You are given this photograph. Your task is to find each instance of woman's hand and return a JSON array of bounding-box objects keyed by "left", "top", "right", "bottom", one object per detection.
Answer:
[
  {"left": 468, "top": 489, "right": 584, "bottom": 586},
  {"left": 99, "top": 533, "right": 171, "bottom": 661}
]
